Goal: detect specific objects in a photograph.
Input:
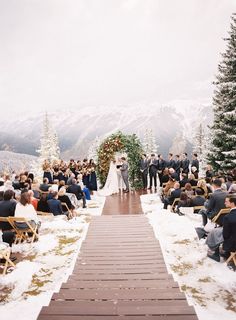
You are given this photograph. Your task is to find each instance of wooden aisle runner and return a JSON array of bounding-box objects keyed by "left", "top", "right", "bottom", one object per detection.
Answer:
[{"left": 37, "top": 214, "right": 198, "bottom": 320}]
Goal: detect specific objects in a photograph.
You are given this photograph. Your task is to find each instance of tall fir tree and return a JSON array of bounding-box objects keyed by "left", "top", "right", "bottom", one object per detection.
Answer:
[
  {"left": 208, "top": 14, "right": 236, "bottom": 171},
  {"left": 34, "top": 113, "right": 60, "bottom": 176},
  {"left": 193, "top": 124, "right": 209, "bottom": 176},
  {"left": 142, "top": 129, "right": 158, "bottom": 155}
]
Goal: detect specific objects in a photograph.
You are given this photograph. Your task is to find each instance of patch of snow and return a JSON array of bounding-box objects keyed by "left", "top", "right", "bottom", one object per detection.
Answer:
[{"left": 140, "top": 193, "right": 236, "bottom": 320}]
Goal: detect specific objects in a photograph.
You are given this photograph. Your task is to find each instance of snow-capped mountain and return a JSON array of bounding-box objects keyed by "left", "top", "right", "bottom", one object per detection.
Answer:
[
  {"left": 0, "top": 151, "right": 37, "bottom": 173},
  {"left": 0, "top": 103, "right": 213, "bottom": 159}
]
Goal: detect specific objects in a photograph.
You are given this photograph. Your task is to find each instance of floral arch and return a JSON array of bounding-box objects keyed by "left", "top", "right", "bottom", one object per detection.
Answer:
[{"left": 96, "top": 131, "right": 143, "bottom": 189}]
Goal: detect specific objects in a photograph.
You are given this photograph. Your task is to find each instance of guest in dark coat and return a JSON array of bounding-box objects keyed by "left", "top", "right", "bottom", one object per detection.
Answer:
[
  {"left": 67, "top": 179, "right": 86, "bottom": 208},
  {"left": 37, "top": 193, "right": 50, "bottom": 212},
  {"left": 0, "top": 190, "right": 16, "bottom": 231},
  {"left": 200, "top": 179, "right": 228, "bottom": 226},
  {"left": 47, "top": 192, "right": 64, "bottom": 216},
  {"left": 223, "top": 195, "right": 236, "bottom": 254},
  {"left": 58, "top": 187, "right": 74, "bottom": 211},
  {"left": 39, "top": 178, "right": 50, "bottom": 192},
  {"left": 190, "top": 188, "right": 206, "bottom": 207},
  {"left": 163, "top": 182, "right": 181, "bottom": 209}
]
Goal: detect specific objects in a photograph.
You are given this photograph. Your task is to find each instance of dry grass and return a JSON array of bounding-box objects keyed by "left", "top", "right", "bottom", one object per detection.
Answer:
[{"left": 170, "top": 262, "right": 193, "bottom": 276}]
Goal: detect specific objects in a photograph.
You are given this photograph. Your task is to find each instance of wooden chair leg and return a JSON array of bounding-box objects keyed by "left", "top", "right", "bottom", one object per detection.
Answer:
[{"left": 226, "top": 252, "right": 236, "bottom": 265}]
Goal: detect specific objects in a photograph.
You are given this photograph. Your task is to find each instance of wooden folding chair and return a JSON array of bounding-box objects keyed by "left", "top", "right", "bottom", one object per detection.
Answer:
[
  {"left": 0, "top": 243, "right": 15, "bottom": 275},
  {"left": 212, "top": 208, "right": 230, "bottom": 226},
  {"left": 37, "top": 211, "right": 52, "bottom": 216},
  {"left": 226, "top": 252, "right": 236, "bottom": 267},
  {"left": 171, "top": 198, "right": 180, "bottom": 212},
  {"left": 61, "top": 202, "right": 73, "bottom": 219},
  {"left": 7, "top": 217, "right": 39, "bottom": 244},
  {"left": 193, "top": 205, "right": 204, "bottom": 213}
]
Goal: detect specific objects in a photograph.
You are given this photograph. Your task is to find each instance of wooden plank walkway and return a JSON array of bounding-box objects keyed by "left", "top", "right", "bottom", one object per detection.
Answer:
[
  {"left": 102, "top": 190, "right": 145, "bottom": 215},
  {"left": 37, "top": 214, "right": 198, "bottom": 320}
]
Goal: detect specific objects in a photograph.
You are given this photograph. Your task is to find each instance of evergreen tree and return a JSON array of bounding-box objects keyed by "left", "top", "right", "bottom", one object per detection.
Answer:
[
  {"left": 193, "top": 124, "right": 210, "bottom": 176},
  {"left": 142, "top": 129, "right": 158, "bottom": 155},
  {"left": 34, "top": 113, "right": 60, "bottom": 177},
  {"left": 208, "top": 14, "right": 236, "bottom": 171}
]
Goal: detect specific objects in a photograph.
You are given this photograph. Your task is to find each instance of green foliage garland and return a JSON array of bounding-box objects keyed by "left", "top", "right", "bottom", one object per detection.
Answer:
[{"left": 97, "top": 131, "right": 143, "bottom": 189}]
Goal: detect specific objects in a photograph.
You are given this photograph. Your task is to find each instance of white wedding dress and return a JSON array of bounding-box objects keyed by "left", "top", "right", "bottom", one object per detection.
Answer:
[{"left": 98, "top": 161, "right": 119, "bottom": 196}]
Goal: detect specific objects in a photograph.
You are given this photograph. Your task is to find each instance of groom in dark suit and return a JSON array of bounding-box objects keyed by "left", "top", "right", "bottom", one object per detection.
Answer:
[
  {"left": 120, "top": 157, "right": 129, "bottom": 193},
  {"left": 140, "top": 154, "right": 148, "bottom": 189}
]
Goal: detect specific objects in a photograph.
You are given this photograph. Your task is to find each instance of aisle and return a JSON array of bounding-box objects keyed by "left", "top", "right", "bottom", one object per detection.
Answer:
[{"left": 37, "top": 193, "right": 198, "bottom": 319}]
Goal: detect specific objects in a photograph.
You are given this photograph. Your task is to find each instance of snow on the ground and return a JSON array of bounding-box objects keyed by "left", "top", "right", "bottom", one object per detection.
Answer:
[
  {"left": 140, "top": 192, "right": 236, "bottom": 320},
  {"left": 0, "top": 194, "right": 105, "bottom": 320}
]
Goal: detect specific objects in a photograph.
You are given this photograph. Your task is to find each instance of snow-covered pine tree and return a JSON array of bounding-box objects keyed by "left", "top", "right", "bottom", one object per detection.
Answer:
[
  {"left": 208, "top": 14, "right": 236, "bottom": 171},
  {"left": 193, "top": 124, "right": 211, "bottom": 176},
  {"left": 33, "top": 113, "right": 60, "bottom": 178},
  {"left": 142, "top": 129, "right": 158, "bottom": 155}
]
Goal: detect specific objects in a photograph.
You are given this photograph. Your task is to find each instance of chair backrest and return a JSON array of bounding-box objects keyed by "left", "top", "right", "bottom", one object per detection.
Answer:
[
  {"left": 212, "top": 208, "right": 230, "bottom": 226},
  {"left": 37, "top": 211, "right": 52, "bottom": 216}
]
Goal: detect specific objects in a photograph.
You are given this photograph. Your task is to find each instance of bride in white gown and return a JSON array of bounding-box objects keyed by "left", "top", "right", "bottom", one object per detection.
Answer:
[{"left": 98, "top": 160, "right": 119, "bottom": 196}]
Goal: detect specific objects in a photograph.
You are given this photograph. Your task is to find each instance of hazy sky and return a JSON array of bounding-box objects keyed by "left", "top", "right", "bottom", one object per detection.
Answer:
[{"left": 0, "top": 0, "right": 235, "bottom": 117}]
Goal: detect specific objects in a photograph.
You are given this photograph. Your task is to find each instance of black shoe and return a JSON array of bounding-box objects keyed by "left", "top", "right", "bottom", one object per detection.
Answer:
[
  {"left": 207, "top": 252, "right": 220, "bottom": 262},
  {"left": 227, "top": 262, "right": 236, "bottom": 271}
]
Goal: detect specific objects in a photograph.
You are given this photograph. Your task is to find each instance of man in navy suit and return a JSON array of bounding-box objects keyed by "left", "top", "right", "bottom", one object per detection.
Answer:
[
  {"left": 206, "top": 194, "right": 236, "bottom": 263},
  {"left": 140, "top": 154, "right": 148, "bottom": 189}
]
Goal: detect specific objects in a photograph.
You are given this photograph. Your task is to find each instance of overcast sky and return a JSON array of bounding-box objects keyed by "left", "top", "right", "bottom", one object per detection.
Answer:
[{"left": 0, "top": 0, "right": 235, "bottom": 117}]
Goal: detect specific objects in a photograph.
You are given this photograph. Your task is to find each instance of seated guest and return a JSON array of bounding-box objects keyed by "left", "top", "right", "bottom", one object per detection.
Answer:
[
  {"left": 12, "top": 175, "right": 21, "bottom": 190},
  {"left": 15, "top": 192, "right": 40, "bottom": 230},
  {"left": 190, "top": 188, "right": 206, "bottom": 207},
  {"left": 28, "top": 190, "right": 39, "bottom": 211},
  {"left": 58, "top": 187, "right": 75, "bottom": 214},
  {"left": 206, "top": 194, "right": 236, "bottom": 264},
  {"left": 58, "top": 180, "right": 66, "bottom": 190},
  {"left": 205, "top": 164, "right": 214, "bottom": 178},
  {"left": 39, "top": 178, "right": 50, "bottom": 192},
  {"left": 199, "top": 179, "right": 228, "bottom": 226},
  {"left": 188, "top": 174, "right": 198, "bottom": 186},
  {"left": 163, "top": 182, "right": 181, "bottom": 209},
  {"left": 226, "top": 176, "right": 233, "bottom": 191},
  {"left": 163, "top": 175, "right": 176, "bottom": 197},
  {"left": 179, "top": 173, "right": 189, "bottom": 188},
  {"left": 77, "top": 174, "right": 91, "bottom": 200},
  {"left": 184, "top": 183, "right": 194, "bottom": 198},
  {"left": 197, "top": 179, "right": 209, "bottom": 197},
  {"left": 161, "top": 168, "right": 170, "bottom": 186},
  {"left": 47, "top": 191, "right": 64, "bottom": 216},
  {"left": 67, "top": 179, "right": 86, "bottom": 208},
  {"left": 229, "top": 183, "right": 236, "bottom": 194},
  {"left": 0, "top": 190, "right": 16, "bottom": 231},
  {"left": 0, "top": 178, "right": 5, "bottom": 192},
  {"left": 176, "top": 192, "right": 191, "bottom": 214},
  {"left": 51, "top": 180, "right": 59, "bottom": 192},
  {"left": 37, "top": 193, "right": 50, "bottom": 213}
]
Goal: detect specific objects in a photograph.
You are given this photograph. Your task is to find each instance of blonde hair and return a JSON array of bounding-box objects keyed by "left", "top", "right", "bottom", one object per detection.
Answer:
[{"left": 58, "top": 187, "right": 66, "bottom": 196}]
